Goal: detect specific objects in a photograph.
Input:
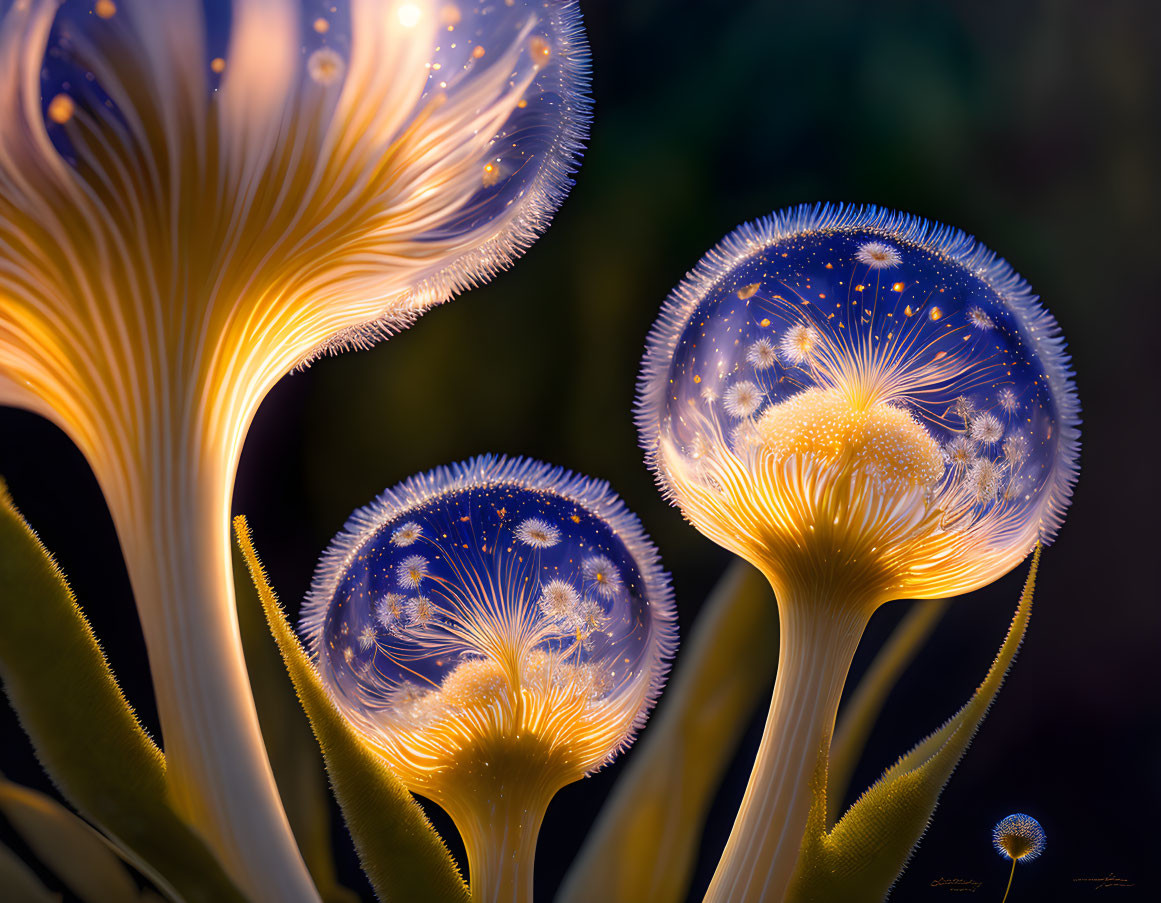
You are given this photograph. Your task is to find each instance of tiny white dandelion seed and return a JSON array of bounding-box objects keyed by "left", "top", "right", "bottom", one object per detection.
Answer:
[
  {"left": 997, "top": 388, "right": 1019, "bottom": 414},
  {"left": 731, "top": 418, "right": 762, "bottom": 450},
  {"left": 1003, "top": 433, "right": 1030, "bottom": 465},
  {"left": 967, "top": 458, "right": 1004, "bottom": 504},
  {"left": 515, "top": 517, "right": 561, "bottom": 549},
  {"left": 779, "top": 323, "right": 819, "bottom": 365},
  {"left": 375, "top": 593, "right": 406, "bottom": 632},
  {"left": 723, "top": 379, "right": 763, "bottom": 418},
  {"left": 953, "top": 395, "right": 975, "bottom": 422},
  {"left": 342, "top": 646, "right": 355, "bottom": 664},
  {"left": 358, "top": 625, "right": 378, "bottom": 651},
  {"left": 583, "top": 555, "right": 623, "bottom": 598},
  {"left": 538, "top": 579, "right": 580, "bottom": 623},
  {"left": 397, "top": 554, "right": 429, "bottom": 588},
  {"left": 700, "top": 383, "right": 719, "bottom": 403},
  {"left": 391, "top": 521, "right": 422, "bottom": 546},
  {"left": 943, "top": 435, "right": 977, "bottom": 469},
  {"left": 307, "top": 47, "right": 345, "bottom": 85},
  {"left": 967, "top": 306, "right": 995, "bottom": 330},
  {"left": 746, "top": 337, "right": 777, "bottom": 369},
  {"left": 407, "top": 595, "right": 435, "bottom": 627},
  {"left": 576, "top": 597, "right": 608, "bottom": 634},
  {"left": 970, "top": 412, "right": 1003, "bottom": 445},
  {"left": 855, "top": 241, "right": 901, "bottom": 269}
]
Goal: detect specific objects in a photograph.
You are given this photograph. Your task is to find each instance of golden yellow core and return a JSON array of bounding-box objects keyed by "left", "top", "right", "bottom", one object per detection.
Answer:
[
  {"left": 439, "top": 658, "right": 511, "bottom": 709},
  {"left": 755, "top": 386, "right": 944, "bottom": 488},
  {"left": 999, "top": 836, "right": 1033, "bottom": 859}
]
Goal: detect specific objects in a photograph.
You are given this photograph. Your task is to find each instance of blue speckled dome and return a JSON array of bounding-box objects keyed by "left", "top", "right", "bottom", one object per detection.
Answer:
[
  {"left": 301, "top": 456, "right": 676, "bottom": 781},
  {"left": 638, "top": 204, "right": 1080, "bottom": 601}
]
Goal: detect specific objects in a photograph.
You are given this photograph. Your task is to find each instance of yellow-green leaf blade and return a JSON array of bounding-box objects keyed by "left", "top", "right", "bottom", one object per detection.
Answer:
[
  {"left": 828, "top": 599, "right": 949, "bottom": 822},
  {"left": 233, "top": 545, "right": 358, "bottom": 903},
  {"left": 788, "top": 547, "right": 1039, "bottom": 903},
  {"left": 0, "top": 479, "right": 246, "bottom": 903},
  {"left": 557, "top": 558, "right": 778, "bottom": 903},
  {"left": 0, "top": 778, "right": 139, "bottom": 903},
  {"left": 233, "top": 515, "right": 470, "bottom": 903},
  {"left": 0, "top": 839, "right": 57, "bottom": 903}
]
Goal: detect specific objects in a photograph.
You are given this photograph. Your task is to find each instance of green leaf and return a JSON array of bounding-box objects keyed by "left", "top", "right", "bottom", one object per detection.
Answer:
[
  {"left": 0, "top": 478, "right": 246, "bottom": 903},
  {"left": 233, "top": 515, "right": 470, "bottom": 903},
  {"left": 787, "top": 547, "right": 1040, "bottom": 903},
  {"left": 556, "top": 558, "right": 778, "bottom": 903},
  {"left": 233, "top": 545, "right": 358, "bottom": 903},
  {"left": 0, "top": 839, "right": 57, "bottom": 903},
  {"left": 0, "top": 777, "right": 139, "bottom": 903},
  {"left": 828, "top": 598, "right": 949, "bottom": 822}
]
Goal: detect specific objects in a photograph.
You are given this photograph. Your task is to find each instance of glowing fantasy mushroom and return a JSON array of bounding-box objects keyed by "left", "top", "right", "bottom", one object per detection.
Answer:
[
  {"left": 0, "top": 2, "right": 589, "bottom": 899},
  {"left": 300, "top": 455, "right": 676, "bottom": 903},
  {"left": 636, "top": 204, "right": 1079, "bottom": 902},
  {"left": 993, "top": 813, "right": 1046, "bottom": 903}
]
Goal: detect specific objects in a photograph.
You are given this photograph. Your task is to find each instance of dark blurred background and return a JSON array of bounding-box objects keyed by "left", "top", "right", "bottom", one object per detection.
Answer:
[{"left": 2, "top": 0, "right": 1159, "bottom": 900}]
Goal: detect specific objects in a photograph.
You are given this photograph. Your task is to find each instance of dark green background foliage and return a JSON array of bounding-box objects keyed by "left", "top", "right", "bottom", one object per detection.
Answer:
[{"left": 2, "top": 1, "right": 1158, "bottom": 900}]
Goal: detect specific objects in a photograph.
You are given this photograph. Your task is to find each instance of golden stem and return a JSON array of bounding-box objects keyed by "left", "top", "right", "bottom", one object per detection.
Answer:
[
  {"left": 705, "top": 586, "right": 870, "bottom": 903},
  {"left": 439, "top": 766, "right": 556, "bottom": 903},
  {"left": 1000, "top": 857, "right": 1017, "bottom": 903}
]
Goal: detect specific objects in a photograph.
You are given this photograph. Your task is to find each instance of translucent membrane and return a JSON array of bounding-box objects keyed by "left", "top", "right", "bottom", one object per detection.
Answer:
[
  {"left": 638, "top": 204, "right": 1080, "bottom": 602},
  {"left": 302, "top": 456, "right": 677, "bottom": 787}
]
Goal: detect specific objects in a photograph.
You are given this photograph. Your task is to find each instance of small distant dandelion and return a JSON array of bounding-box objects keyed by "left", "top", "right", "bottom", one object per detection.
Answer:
[
  {"left": 700, "top": 383, "right": 719, "bottom": 403},
  {"left": 855, "top": 241, "right": 901, "bottom": 269},
  {"left": 970, "top": 412, "right": 1003, "bottom": 445},
  {"left": 779, "top": 323, "right": 819, "bottom": 365},
  {"left": 391, "top": 521, "right": 422, "bottom": 546},
  {"left": 967, "top": 306, "right": 996, "bottom": 330},
  {"left": 723, "top": 380, "right": 764, "bottom": 418},
  {"left": 516, "top": 517, "right": 561, "bottom": 549},
  {"left": 307, "top": 47, "right": 345, "bottom": 85},
  {"left": 576, "top": 597, "right": 608, "bottom": 634},
  {"left": 375, "top": 593, "right": 406, "bottom": 631},
  {"left": 1003, "top": 433, "right": 1030, "bottom": 465},
  {"left": 967, "top": 458, "right": 1004, "bottom": 504},
  {"left": 397, "top": 554, "right": 429, "bottom": 588},
  {"left": 746, "top": 337, "right": 777, "bottom": 369},
  {"left": 538, "top": 579, "right": 580, "bottom": 623},
  {"left": 943, "top": 436, "right": 977, "bottom": 469},
  {"left": 406, "top": 595, "right": 436, "bottom": 628},
  {"left": 343, "top": 646, "right": 355, "bottom": 664},
  {"left": 358, "top": 625, "right": 378, "bottom": 651},
  {"left": 583, "top": 555, "right": 623, "bottom": 597},
  {"left": 731, "top": 418, "right": 763, "bottom": 450},
  {"left": 953, "top": 395, "right": 976, "bottom": 423},
  {"left": 997, "top": 388, "right": 1019, "bottom": 414},
  {"left": 993, "top": 813, "right": 1045, "bottom": 903}
]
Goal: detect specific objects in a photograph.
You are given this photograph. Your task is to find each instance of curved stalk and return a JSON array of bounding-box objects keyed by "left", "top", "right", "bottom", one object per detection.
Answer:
[
  {"left": 95, "top": 411, "right": 319, "bottom": 903},
  {"left": 705, "top": 589, "right": 870, "bottom": 903},
  {"left": 440, "top": 773, "right": 555, "bottom": 903},
  {"left": 1000, "top": 857, "right": 1017, "bottom": 903}
]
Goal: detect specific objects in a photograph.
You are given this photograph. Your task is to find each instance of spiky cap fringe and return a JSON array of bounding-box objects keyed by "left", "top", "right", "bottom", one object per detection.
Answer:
[
  {"left": 300, "top": 1, "right": 593, "bottom": 366},
  {"left": 301, "top": 454, "right": 678, "bottom": 764},
  {"left": 636, "top": 202, "right": 1081, "bottom": 546}
]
